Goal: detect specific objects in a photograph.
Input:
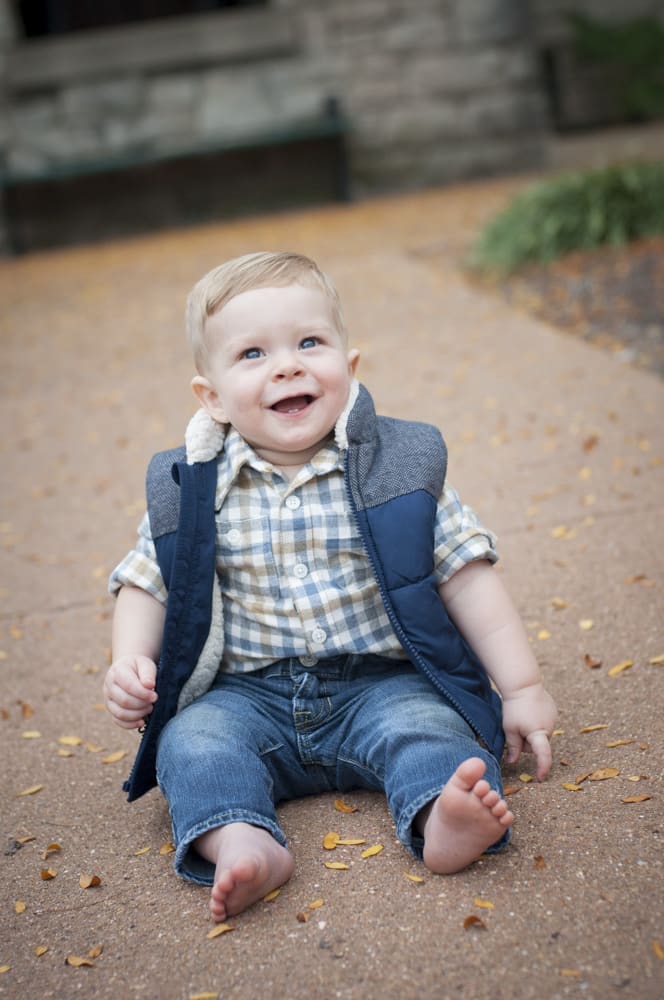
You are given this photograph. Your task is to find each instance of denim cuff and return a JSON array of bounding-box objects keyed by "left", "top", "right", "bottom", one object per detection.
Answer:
[{"left": 173, "top": 809, "right": 288, "bottom": 885}]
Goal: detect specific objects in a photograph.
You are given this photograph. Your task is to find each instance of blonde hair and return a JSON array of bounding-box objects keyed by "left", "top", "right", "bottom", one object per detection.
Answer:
[{"left": 186, "top": 251, "right": 346, "bottom": 373}]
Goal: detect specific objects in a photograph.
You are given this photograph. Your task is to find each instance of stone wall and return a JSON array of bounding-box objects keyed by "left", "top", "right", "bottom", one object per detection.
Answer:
[{"left": 0, "top": 0, "right": 659, "bottom": 250}]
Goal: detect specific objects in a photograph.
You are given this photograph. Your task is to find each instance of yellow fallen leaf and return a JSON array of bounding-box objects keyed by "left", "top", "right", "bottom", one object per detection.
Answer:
[
  {"left": 206, "top": 923, "right": 234, "bottom": 939},
  {"left": 159, "top": 842, "right": 175, "bottom": 855},
  {"left": 263, "top": 888, "right": 281, "bottom": 903},
  {"left": 649, "top": 654, "right": 664, "bottom": 665},
  {"left": 58, "top": 735, "right": 83, "bottom": 747},
  {"left": 361, "top": 844, "right": 384, "bottom": 859},
  {"left": 323, "top": 832, "right": 340, "bottom": 850},
  {"left": 503, "top": 785, "right": 521, "bottom": 796},
  {"left": 606, "top": 739, "right": 635, "bottom": 748},
  {"left": 550, "top": 597, "right": 569, "bottom": 610},
  {"left": 334, "top": 798, "right": 358, "bottom": 813},
  {"left": 17, "top": 784, "right": 43, "bottom": 797},
  {"left": 579, "top": 619, "right": 594, "bottom": 631},
  {"left": 574, "top": 771, "right": 593, "bottom": 784},
  {"left": 40, "top": 867, "right": 57, "bottom": 881},
  {"left": 560, "top": 969, "right": 581, "bottom": 978},
  {"left": 15, "top": 900, "right": 26, "bottom": 913},
  {"left": 34, "top": 946, "right": 48, "bottom": 957},
  {"left": 626, "top": 774, "right": 649, "bottom": 782},
  {"left": 534, "top": 855, "right": 547, "bottom": 869},
  {"left": 88, "top": 945, "right": 103, "bottom": 959},
  {"left": 101, "top": 750, "right": 127, "bottom": 764},
  {"left": 519, "top": 773, "right": 533, "bottom": 783},
  {"left": 41, "top": 843, "right": 61, "bottom": 860},
  {"left": 66, "top": 955, "right": 95, "bottom": 967},
  {"left": 190, "top": 993, "right": 219, "bottom": 1000},
  {"left": 473, "top": 898, "right": 495, "bottom": 909},
  {"left": 0, "top": 966, "right": 11, "bottom": 974},
  {"left": 79, "top": 873, "right": 102, "bottom": 888},
  {"left": 134, "top": 846, "right": 151, "bottom": 856},
  {"left": 562, "top": 783, "right": 584, "bottom": 792},
  {"left": 22, "top": 731, "right": 41, "bottom": 739},
  {"left": 336, "top": 838, "right": 366, "bottom": 846},
  {"left": 324, "top": 861, "right": 350, "bottom": 870},
  {"left": 588, "top": 768, "right": 619, "bottom": 781},
  {"left": 652, "top": 939, "right": 664, "bottom": 960},
  {"left": 579, "top": 724, "right": 608, "bottom": 733},
  {"left": 608, "top": 660, "right": 633, "bottom": 677},
  {"left": 404, "top": 872, "right": 425, "bottom": 883},
  {"left": 56, "top": 749, "right": 75, "bottom": 758},
  {"left": 16, "top": 835, "right": 35, "bottom": 845},
  {"left": 622, "top": 794, "right": 652, "bottom": 803},
  {"left": 537, "top": 629, "right": 551, "bottom": 641},
  {"left": 308, "top": 898, "right": 325, "bottom": 909}
]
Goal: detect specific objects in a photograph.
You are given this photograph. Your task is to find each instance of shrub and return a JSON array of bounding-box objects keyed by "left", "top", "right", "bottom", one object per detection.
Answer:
[{"left": 469, "top": 161, "right": 664, "bottom": 275}]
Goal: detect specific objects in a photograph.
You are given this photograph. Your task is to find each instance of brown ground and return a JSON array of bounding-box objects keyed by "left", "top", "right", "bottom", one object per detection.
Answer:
[{"left": 490, "top": 236, "right": 664, "bottom": 379}]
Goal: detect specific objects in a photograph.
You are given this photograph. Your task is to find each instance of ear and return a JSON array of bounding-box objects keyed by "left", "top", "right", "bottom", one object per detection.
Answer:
[
  {"left": 347, "top": 348, "right": 360, "bottom": 376},
  {"left": 191, "top": 375, "right": 228, "bottom": 424}
]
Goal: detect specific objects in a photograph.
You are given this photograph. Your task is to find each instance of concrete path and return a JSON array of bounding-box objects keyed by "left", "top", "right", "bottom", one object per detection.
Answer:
[{"left": 2, "top": 172, "right": 663, "bottom": 999}]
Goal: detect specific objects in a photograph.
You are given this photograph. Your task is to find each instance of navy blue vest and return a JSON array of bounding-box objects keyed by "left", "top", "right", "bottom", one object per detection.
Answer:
[{"left": 123, "top": 386, "right": 504, "bottom": 801}]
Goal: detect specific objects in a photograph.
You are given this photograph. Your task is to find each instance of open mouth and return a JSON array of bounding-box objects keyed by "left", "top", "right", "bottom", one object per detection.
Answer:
[{"left": 270, "top": 394, "right": 314, "bottom": 414}]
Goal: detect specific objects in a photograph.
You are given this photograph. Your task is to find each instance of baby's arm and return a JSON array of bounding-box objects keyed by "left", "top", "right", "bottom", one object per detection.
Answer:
[
  {"left": 103, "top": 585, "right": 166, "bottom": 729},
  {"left": 439, "top": 560, "right": 557, "bottom": 780}
]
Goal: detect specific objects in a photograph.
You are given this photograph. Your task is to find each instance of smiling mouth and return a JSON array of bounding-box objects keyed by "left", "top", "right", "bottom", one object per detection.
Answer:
[{"left": 270, "top": 394, "right": 314, "bottom": 414}]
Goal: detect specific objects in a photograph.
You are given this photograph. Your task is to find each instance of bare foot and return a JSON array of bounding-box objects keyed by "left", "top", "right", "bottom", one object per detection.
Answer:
[
  {"left": 195, "top": 822, "right": 295, "bottom": 922},
  {"left": 420, "top": 757, "right": 513, "bottom": 874}
]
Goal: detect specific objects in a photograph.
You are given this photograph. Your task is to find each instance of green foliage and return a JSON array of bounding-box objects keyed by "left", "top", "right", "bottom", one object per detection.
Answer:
[
  {"left": 469, "top": 161, "right": 664, "bottom": 275},
  {"left": 568, "top": 13, "right": 664, "bottom": 120}
]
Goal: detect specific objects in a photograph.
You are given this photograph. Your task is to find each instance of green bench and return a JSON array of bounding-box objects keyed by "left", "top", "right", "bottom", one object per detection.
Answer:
[{"left": 1, "top": 96, "right": 351, "bottom": 252}]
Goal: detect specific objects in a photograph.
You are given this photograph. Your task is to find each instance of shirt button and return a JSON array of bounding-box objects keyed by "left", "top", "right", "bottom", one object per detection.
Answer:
[
  {"left": 299, "top": 655, "right": 318, "bottom": 667},
  {"left": 293, "top": 563, "right": 309, "bottom": 579},
  {"left": 285, "top": 495, "right": 301, "bottom": 510},
  {"left": 311, "top": 627, "right": 327, "bottom": 645},
  {"left": 226, "top": 528, "right": 241, "bottom": 544}
]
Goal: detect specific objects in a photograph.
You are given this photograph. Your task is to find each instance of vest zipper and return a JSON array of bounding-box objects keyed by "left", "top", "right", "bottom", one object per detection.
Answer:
[{"left": 343, "top": 459, "right": 488, "bottom": 746}]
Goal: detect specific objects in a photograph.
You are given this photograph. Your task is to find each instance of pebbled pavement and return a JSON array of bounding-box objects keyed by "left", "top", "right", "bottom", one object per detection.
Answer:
[{"left": 1, "top": 164, "right": 663, "bottom": 1000}]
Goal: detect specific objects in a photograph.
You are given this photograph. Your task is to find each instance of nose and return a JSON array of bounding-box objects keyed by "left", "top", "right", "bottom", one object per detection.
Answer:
[{"left": 273, "top": 348, "right": 304, "bottom": 380}]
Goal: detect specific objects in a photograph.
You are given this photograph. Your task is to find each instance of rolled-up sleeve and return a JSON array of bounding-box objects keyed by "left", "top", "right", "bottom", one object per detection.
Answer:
[
  {"left": 433, "top": 484, "right": 498, "bottom": 583},
  {"left": 108, "top": 512, "right": 168, "bottom": 604}
]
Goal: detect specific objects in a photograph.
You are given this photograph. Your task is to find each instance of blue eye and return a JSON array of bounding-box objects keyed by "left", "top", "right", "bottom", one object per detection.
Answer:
[
  {"left": 299, "top": 336, "right": 318, "bottom": 350},
  {"left": 242, "top": 347, "right": 263, "bottom": 360}
]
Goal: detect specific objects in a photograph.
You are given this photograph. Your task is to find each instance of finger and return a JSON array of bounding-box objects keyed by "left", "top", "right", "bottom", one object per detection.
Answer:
[
  {"left": 106, "top": 681, "right": 153, "bottom": 713},
  {"left": 108, "top": 667, "right": 157, "bottom": 704},
  {"left": 528, "top": 729, "right": 553, "bottom": 781},
  {"left": 505, "top": 731, "right": 524, "bottom": 766},
  {"left": 135, "top": 657, "right": 157, "bottom": 691}
]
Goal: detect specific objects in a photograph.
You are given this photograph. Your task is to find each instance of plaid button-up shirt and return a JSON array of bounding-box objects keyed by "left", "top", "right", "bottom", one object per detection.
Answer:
[{"left": 109, "top": 428, "right": 497, "bottom": 672}]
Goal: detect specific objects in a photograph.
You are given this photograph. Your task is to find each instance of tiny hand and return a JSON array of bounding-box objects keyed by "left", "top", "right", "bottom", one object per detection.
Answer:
[
  {"left": 103, "top": 654, "right": 157, "bottom": 730},
  {"left": 502, "top": 684, "right": 557, "bottom": 781}
]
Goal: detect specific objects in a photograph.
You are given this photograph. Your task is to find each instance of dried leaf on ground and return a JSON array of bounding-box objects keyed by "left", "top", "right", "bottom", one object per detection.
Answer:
[
  {"left": 584, "top": 654, "right": 602, "bottom": 669},
  {"left": 336, "top": 838, "right": 366, "bottom": 846},
  {"left": 88, "top": 945, "right": 103, "bottom": 959},
  {"left": 579, "top": 723, "right": 608, "bottom": 733},
  {"left": 608, "top": 660, "right": 633, "bottom": 677},
  {"left": 562, "top": 783, "right": 584, "bottom": 791},
  {"left": 206, "top": 923, "right": 234, "bottom": 939},
  {"left": 159, "top": 842, "right": 175, "bottom": 855},
  {"left": 296, "top": 911, "right": 309, "bottom": 923},
  {"left": 66, "top": 955, "right": 95, "bottom": 967},
  {"left": 534, "top": 855, "right": 547, "bottom": 869},
  {"left": 34, "top": 946, "right": 48, "bottom": 957},
  {"left": 334, "top": 799, "right": 359, "bottom": 813},
  {"left": 40, "top": 867, "right": 57, "bottom": 880},
  {"left": 503, "top": 785, "right": 521, "bottom": 796},
  {"left": 324, "top": 861, "right": 350, "bottom": 870},
  {"left": 79, "top": 873, "right": 102, "bottom": 889},
  {"left": 58, "top": 735, "right": 83, "bottom": 747},
  {"left": 649, "top": 653, "right": 664, "bottom": 665},
  {"left": 579, "top": 619, "right": 594, "bottom": 631},
  {"left": 15, "top": 900, "right": 26, "bottom": 913},
  {"left": 606, "top": 739, "right": 635, "bottom": 748},
  {"left": 17, "top": 784, "right": 43, "bottom": 797},
  {"left": 463, "top": 915, "right": 487, "bottom": 930},
  {"left": 101, "top": 750, "right": 127, "bottom": 764},
  {"left": 361, "top": 844, "right": 384, "bottom": 859},
  {"left": 323, "top": 832, "right": 340, "bottom": 850},
  {"left": 622, "top": 794, "right": 652, "bottom": 803},
  {"left": 652, "top": 940, "right": 664, "bottom": 960},
  {"left": 263, "top": 888, "right": 281, "bottom": 903},
  {"left": 588, "top": 768, "right": 620, "bottom": 781},
  {"left": 404, "top": 872, "right": 425, "bottom": 883},
  {"left": 41, "top": 843, "right": 61, "bottom": 860},
  {"left": 473, "top": 898, "right": 495, "bottom": 909},
  {"left": 308, "top": 898, "right": 325, "bottom": 909}
]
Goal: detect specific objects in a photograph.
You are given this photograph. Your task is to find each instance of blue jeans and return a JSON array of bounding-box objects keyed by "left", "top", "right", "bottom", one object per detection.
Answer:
[{"left": 156, "top": 655, "right": 508, "bottom": 884}]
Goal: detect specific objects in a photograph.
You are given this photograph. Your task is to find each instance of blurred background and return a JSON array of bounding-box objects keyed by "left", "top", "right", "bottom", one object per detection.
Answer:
[{"left": 1, "top": 0, "right": 663, "bottom": 253}]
